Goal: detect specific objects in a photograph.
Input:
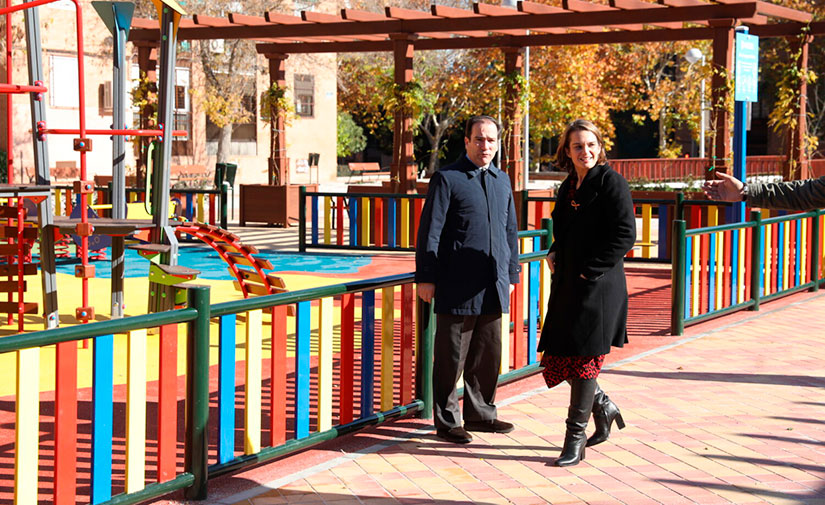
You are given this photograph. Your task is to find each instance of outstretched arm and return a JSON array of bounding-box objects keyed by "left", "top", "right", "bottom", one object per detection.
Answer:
[{"left": 702, "top": 171, "right": 744, "bottom": 202}]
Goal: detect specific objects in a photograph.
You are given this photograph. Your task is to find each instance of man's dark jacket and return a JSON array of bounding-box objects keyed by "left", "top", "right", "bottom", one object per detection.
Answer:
[{"left": 415, "top": 155, "right": 521, "bottom": 315}]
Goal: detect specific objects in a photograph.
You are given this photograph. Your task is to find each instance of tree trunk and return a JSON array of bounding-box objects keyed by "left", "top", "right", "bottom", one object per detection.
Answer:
[
  {"left": 217, "top": 124, "right": 232, "bottom": 163},
  {"left": 425, "top": 117, "right": 450, "bottom": 176},
  {"left": 658, "top": 113, "right": 667, "bottom": 154}
]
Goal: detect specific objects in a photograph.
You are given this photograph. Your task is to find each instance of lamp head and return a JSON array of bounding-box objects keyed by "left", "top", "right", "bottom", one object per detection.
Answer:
[{"left": 685, "top": 48, "right": 704, "bottom": 64}]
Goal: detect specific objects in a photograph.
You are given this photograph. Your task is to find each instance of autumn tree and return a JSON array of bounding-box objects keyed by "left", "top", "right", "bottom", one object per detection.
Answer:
[
  {"left": 528, "top": 44, "right": 624, "bottom": 155},
  {"left": 134, "top": 0, "right": 289, "bottom": 164},
  {"left": 604, "top": 41, "right": 709, "bottom": 158}
]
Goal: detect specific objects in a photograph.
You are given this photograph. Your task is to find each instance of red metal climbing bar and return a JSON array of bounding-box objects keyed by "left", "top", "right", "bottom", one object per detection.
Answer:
[{"left": 0, "top": 83, "right": 47, "bottom": 94}]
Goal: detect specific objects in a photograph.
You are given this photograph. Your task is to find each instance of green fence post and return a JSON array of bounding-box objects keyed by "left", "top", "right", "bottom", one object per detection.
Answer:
[
  {"left": 750, "top": 210, "right": 762, "bottom": 311},
  {"left": 299, "top": 185, "right": 307, "bottom": 253},
  {"left": 541, "top": 218, "right": 553, "bottom": 251},
  {"left": 671, "top": 219, "right": 686, "bottom": 336},
  {"left": 676, "top": 192, "right": 685, "bottom": 220},
  {"left": 812, "top": 210, "right": 820, "bottom": 292},
  {"left": 416, "top": 298, "right": 434, "bottom": 420},
  {"left": 220, "top": 184, "right": 228, "bottom": 230},
  {"left": 185, "top": 285, "right": 211, "bottom": 500}
]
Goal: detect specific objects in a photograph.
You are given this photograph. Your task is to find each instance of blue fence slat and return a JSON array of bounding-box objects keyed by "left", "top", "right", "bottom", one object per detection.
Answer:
[
  {"left": 185, "top": 193, "right": 194, "bottom": 221},
  {"left": 658, "top": 204, "right": 669, "bottom": 260},
  {"left": 311, "top": 196, "right": 319, "bottom": 245},
  {"left": 388, "top": 198, "right": 397, "bottom": 248},
  {"left": 349, "top": 197, "right": 358, "bottom": 247},
  {"left": 296, "top": 301, "right": 311, "bottom": 438},
  {"left": 218, "top": 314, "right": 236, "bottom": 464},
  {"left": 360, "top": 290, "right": 375, "bottom": 418},
  {"left": 528, "top": 238, "right": 540, "bottom": 364},
  {"left": 91, "top": 333, "right": 114, "bottom": 504}
]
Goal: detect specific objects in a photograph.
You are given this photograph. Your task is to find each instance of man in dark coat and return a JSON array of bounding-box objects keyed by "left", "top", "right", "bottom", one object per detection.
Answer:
[{"left": 416, "top": 115, "right": 521, "bottom": 444}]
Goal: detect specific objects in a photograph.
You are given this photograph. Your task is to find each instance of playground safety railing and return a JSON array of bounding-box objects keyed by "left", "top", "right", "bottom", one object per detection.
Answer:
[
  {"left": 0, "top": 232, "right": 551, "bottom": 505},
  {"left": 670, "top": 209, "right": 823, "bottom": 335},
  {"left": 523, "top": 192, "right": 737, "bottom": 262},
  {"left": 299, "top": 187, "right": 427, "bottom": 252},
  {"left": 52, "top": 184, "right": 229, "bottom": 229}
]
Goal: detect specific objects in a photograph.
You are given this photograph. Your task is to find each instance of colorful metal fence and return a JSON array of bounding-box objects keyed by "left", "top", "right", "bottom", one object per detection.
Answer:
[
  {"left": 53, "top": 185, "right": 228, "bottom": 229},
  {"left": 299, "top": 188, "right": 427, "bottom": 252},
  {"left": 0, "top": 232, "right": 551, "bottom": 505},
  {"left": 524, "top": 192, "right": 738, "bottom": 262},
  {"left": 671, "top": 209, "right": 823, "bottom": 334}
]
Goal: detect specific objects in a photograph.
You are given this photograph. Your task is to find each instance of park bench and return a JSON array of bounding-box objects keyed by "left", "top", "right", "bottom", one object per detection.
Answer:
[
  {"left": 347, "top": 162, "right": 388, "bottom": 182},
  {"left": 171, "top": 164, "right": 211, "bottom": 187}
]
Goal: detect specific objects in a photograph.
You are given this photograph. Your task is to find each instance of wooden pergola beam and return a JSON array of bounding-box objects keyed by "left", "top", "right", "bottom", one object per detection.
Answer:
[
  {"left": 254, "top": 26, "right": 717, "bottom": 55},
  {"left": 129, "top": 3, "right": 764, "bottom": 41}
]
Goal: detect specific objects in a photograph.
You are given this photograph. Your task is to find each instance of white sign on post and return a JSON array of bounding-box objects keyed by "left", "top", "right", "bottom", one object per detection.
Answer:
[{"left": 735, "top": 32, "right": 759, "bottom": 102}]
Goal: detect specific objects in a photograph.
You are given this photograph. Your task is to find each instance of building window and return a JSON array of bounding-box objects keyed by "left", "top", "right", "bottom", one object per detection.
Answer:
[
  {"left": 294, "top": 74, "right": 314, "bottom": 118},
  {"left": 50, "top": 55, "right": 79, "bottom": 108},
  {"left": 99, "top": 80, "right": 113, "bottom": 115}
]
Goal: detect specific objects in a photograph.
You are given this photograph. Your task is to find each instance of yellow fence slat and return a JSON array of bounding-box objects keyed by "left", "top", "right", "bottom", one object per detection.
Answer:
[
  {"left": 691, "top": 237, "right": 700, "bottom": 318},
  {"left": 642, "top": 204, "right": 652, "bottom": 258},
  {"left": 707, "top": 205, "right": 719, "bottom": 227},
  {"left": 323, "top": 197, "right": 332, "bottom": 245},
  {"left": 400, "top": 199, "right": 410, "bottom": 248},
  {"left": 361, "top": 197, "right": 371, "bottom": 246},
  {"left": 500, "top": 312, "right": 510, "bottom": 375},
  {"left": 381, "top": 287, "right": 394, "bottom": 412},
  {"left": 196, "top": 193, "right": 205, "bottom": 223},
  {"left": 14, "top": 348, "right": 39, "bottom": 505},
  {"left": 738, "top": 228, "right": 747, "bottom": 304},
  {"left": 245, "top": 310, "right": 262, "bottom": 454},
  {"left": 126, "top": 329, "right": 147, "bottom": 493},
  {"left": 318, "top": 297, "right": 333, "bottom": 432}
]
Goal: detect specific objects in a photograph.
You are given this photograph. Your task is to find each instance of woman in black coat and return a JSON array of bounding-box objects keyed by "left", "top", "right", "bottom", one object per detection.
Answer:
[{"left": 538, "top": 119, "right": 636, "bottom": 466}]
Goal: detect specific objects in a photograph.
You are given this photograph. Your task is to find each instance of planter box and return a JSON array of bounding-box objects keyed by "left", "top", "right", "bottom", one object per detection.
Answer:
[{"left": 239, "top": 184, "right": 317, "bottom": 227}]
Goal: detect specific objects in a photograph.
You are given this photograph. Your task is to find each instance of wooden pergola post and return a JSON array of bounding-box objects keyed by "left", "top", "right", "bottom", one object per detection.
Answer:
[
  {"left": 266, "top": 53, "right": 289, "bottom": 186},
  {"left": 136, "top": 42, "right": 158, "bottom": 187},
  {"left": 502, "top": 47, "right": 524, "bottom": 193},
  {"left": 390, "top": 34, "right": 417, "bottom": 194},
  {"left": 709, "top": 20, "right": 735, "bottom": 178},
  {"left": 785, "top": 33, "right": 813, "bottom": 180}
]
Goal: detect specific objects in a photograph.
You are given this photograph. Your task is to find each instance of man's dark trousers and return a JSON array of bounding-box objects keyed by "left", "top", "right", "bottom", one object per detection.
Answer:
[{"left": 433, "top": 313, "right": 502, "bottom": 430}]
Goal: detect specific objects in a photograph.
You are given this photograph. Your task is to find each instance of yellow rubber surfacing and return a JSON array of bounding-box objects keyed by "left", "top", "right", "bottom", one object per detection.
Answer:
[{"left": 0, "top": 270, "right": 370, "bottom": 397}]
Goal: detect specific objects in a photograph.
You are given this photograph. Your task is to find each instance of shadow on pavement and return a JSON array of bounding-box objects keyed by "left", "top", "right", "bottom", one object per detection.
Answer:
[{"left": 604, "top": 369, "right": 825, "bottom": 387}]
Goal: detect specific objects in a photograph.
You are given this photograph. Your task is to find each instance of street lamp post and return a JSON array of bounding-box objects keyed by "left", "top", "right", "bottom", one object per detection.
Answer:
[{"left": 685, "top": 48, "right": 706, "bottom": 158}]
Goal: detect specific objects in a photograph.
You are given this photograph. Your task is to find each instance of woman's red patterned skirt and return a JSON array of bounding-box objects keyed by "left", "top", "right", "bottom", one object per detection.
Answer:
[{"left": 540, "top": 353, "right": 605, "bottom": 389}]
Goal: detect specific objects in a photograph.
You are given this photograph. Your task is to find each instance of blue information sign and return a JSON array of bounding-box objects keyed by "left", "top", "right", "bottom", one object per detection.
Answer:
[{"left": 735, "top": 32, "right": 759, "bottom": 102}]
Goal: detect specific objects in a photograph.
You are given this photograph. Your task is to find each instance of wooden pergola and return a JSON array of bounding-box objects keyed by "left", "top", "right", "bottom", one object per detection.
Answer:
[{"left": 129, "top": 0, "right": 819, "bottom": 197}]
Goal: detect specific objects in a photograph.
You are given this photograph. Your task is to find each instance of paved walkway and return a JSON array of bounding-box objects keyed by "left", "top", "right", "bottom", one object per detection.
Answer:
[{"left": 162, "top": 289, "right": 825, "bottom": 505}]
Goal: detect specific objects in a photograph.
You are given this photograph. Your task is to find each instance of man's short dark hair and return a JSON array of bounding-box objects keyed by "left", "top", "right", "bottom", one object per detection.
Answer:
[{"left": 465, "top": 115, "right": 501, "bottom": 139}]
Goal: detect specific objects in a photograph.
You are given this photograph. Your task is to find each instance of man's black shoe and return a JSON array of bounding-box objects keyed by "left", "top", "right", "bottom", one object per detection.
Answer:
[
  {"left": 464, "top": 419, "right": 515, "bottom": 434},
  {"left": 436, "top": 426, "right": 473, "bottom": 444}
]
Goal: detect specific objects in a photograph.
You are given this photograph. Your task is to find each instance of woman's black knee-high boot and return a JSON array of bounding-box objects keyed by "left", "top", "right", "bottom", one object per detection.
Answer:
[
  {"left": 586, "top": 382, "right": 626, "bottom": 447},
  {"left": 555, "top": 378, "right": 597, "bottom": 467}
]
